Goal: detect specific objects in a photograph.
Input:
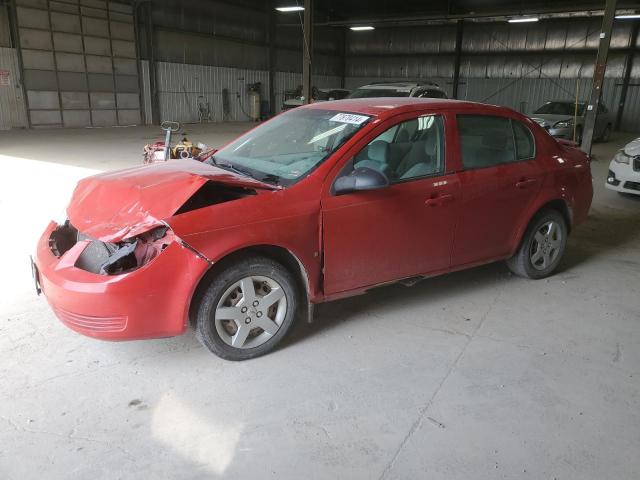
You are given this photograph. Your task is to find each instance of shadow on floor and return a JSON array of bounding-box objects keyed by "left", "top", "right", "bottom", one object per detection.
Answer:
[
  {"left": 561, "top": 206, "right": 640, "bottom": 271},
  {"left": 290, "top": 205, "right": 640, "bottom": 346}
]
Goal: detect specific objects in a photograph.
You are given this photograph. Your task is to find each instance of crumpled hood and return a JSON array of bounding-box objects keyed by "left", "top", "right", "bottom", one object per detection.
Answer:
[
  {"left": 623, "top": 137, "right": 640, "bottom": 156},
  {"left": 67, "top": 159, "right": 274, "bottom": 242}
]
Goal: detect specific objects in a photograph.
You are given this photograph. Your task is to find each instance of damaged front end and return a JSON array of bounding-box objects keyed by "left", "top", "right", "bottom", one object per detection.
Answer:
[{"left": 49, "top": 221, "right": 177, "bottom": 275}]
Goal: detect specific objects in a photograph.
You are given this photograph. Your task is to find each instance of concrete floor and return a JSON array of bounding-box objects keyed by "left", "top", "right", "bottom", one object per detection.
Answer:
[{"left": 1, "top": 123, "right": 639, "bottom": 479}]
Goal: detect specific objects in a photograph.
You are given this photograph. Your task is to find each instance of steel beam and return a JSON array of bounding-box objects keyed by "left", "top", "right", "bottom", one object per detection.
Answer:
[
  {"left": 340, "top": 27, "right": 347, "bottom": 89},
  {"left": 302, "top": 0, "right": 313, "bottom": 104},
  {"left": 267, "top": 0, "right": 276, "bottom": 115},
  {"left": 615, "top": 19, "right": 639, "bottom": 130},
  {"left": 143, "top": 1, "right": 160, "bottom": 124},
  {"left": 581, "top": 0, "right": 617, "bottom": 155},
  {"left": 452, "top": 19, "right": 464, "bottom": 99}
]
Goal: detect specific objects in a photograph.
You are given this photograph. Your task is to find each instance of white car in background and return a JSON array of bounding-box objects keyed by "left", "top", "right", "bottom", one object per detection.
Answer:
[{"left": 606, "top": 137, "right": 640, "bottom": 196}]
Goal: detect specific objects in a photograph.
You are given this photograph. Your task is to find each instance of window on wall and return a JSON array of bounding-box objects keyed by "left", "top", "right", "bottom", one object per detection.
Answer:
[
  {"left": 457, "top": 115, "right": 535, "bottom": 169},
  {"left": 353, "top": 115, "right": 445, "bottom": 182}
]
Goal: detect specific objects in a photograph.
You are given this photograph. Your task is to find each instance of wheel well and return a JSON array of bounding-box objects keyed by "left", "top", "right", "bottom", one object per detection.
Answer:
[
  {"left": 537, "top": 200, "right": 572, "bottom": 233},
  {"left": 188, "top": 245, "right": 310, "bottom": 328}
]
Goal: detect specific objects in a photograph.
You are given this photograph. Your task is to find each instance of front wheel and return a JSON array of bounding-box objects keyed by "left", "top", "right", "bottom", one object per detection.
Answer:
[
  {"left": 507, "top": 209, "right": 568, "bottom": 279},
  {"left": 195, "top": 256, "right": 299, "bottom": 360}
]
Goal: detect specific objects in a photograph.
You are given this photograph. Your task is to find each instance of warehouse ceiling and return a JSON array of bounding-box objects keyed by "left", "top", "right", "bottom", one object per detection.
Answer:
[{"left": 266, "top": 0, "right": 640, "bottom": 25}]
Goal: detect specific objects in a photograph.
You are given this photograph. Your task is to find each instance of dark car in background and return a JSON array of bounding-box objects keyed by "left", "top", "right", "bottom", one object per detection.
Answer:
[{"left": 282, "top": 87, "right": 351, "bottom": 110}]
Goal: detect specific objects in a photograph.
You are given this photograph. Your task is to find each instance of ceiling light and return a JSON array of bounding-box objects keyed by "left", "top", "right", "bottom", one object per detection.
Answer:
[
  {"left": 350, "top": 26, "right": 375, "bottom": 31},
  {"left": 615, "top": 14, "right": 640, "bottom": 19},
  {"left": 508, "top": 17, "right": 539, "bottom": 23},
  {"left": 275, "top": 6, "right": 304, "bottom": 12}
]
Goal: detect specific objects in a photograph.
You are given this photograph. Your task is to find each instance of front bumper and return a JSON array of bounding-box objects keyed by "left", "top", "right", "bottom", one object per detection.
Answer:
[
  {"left": 34, "top": 222, "right": 210, "bottom": 340},
  {"left": 547, "top": 126, "right": 576, "bottom": 140},
  {"left": 605, "top": 160, "right": 640, "bottom": 195}
]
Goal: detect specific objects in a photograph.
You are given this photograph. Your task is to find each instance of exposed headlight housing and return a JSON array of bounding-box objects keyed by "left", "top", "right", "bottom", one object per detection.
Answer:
[
  {"left": 49, "top": 222, "right": 174, "bottom": 275},
  {"left": 554, "top": 119, "right": 573, "bottom": 128},
  {"left": 613, "top": 150, "right": 631, "bottom": 164}
]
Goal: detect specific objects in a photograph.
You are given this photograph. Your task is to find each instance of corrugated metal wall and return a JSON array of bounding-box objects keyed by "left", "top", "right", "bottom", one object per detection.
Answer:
[
  {"left": 154, "top": 62, "right": 343, "bottom": 123},
  {"left": 0, "top": 47, "right": 27, "bottom": 129},
  {"left": 345, "top": 19, "right": 640, "bottom": 132}
]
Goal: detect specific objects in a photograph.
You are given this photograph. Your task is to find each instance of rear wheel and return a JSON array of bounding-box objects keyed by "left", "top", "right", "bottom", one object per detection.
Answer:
[
  {"left": 507, "top": 209, "right": 567, "bottom": 279},
  {"left": 195, "top": 256, "right": 299, "bottom": 360}
]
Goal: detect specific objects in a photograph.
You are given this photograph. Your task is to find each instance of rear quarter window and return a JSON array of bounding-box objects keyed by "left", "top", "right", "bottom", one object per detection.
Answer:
[{"left": 513, "top": 121, "right": 535, "bottom": 160}]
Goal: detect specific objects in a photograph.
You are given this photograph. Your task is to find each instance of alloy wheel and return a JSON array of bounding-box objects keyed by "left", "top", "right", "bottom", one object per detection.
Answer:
[
  {"left": 214, "top": 276, "right": 287, "bottom": 349},
  {"left": 530, "top": 221, "right": 562, "bottom": 270}
]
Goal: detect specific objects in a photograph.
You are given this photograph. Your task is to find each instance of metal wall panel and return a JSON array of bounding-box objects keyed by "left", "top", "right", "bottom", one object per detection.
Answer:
[
  {"left": 344, "top": 18, "right": 640, "bottom": 132},
  {"left": 156, "top": 62, "right": 269, "bottom": 123},
  {"left": 0, "top": 47, "right": 28, "bottom": 129},
  {"left": 14, "top": 0, "right": 141, "bottom": 127},
  {"left": 154, "top": 62, "right": 343, "bottom": 121}
]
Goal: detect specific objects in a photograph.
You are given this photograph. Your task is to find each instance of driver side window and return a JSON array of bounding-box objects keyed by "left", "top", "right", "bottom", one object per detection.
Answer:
[{"left": 353, "top": 115, "right": 445, "bottom": 182}]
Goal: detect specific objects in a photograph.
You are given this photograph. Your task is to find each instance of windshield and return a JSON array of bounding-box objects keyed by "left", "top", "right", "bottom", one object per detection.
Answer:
[
  {"left": 210, "top": 108, "right": 372, "bottom": 186},
  {"left": 348, "top": 88, "right": 411, "bottom": 99},
  {"left": 534, "top": 102, "right": 585, "bottom": 116}
]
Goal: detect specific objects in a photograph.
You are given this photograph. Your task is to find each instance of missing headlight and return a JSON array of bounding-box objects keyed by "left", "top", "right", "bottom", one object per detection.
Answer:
[
  {"left": 49, "top": 221, "right": 79, "bottom": 257},
  {"left": 74, "top": 226, "right": 173, "bottom": 275}
]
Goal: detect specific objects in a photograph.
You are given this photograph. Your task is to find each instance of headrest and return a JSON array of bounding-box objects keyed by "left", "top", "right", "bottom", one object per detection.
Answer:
[
  {"left": 482, "top": 130, "right": 509, "bottom": 150},
  {"left": 368, "top": 140, "right": 389, "bottom": 163},
  {"left": 424, "top": 132, "right": 438, "bottom": 157},
  {"left": 396, "top": 129, "right": 410, "bottom": 143}
]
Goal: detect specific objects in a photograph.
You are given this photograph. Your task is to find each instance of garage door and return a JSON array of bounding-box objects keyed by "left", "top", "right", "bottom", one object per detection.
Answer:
[{"left": 16, "top": 0, "right": 140, "bottom": 127}]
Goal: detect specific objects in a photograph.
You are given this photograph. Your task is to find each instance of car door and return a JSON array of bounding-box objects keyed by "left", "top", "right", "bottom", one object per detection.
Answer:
[
  {"left": 321, "top": 112, "right": 460, "bottom": 296},
  {"left": 451, "top": 114, "right": 545, "bottom": 267}
]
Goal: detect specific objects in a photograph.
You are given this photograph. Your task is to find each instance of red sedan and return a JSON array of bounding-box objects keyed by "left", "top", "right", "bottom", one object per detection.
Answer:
[{"left": 33, "top": 98, "right": 593, "bottom": 360}]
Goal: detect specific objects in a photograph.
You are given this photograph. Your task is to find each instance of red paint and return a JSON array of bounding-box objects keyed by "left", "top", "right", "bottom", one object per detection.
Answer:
[{"left": 34, "top": 98, "right": 593, "bottom": 341}]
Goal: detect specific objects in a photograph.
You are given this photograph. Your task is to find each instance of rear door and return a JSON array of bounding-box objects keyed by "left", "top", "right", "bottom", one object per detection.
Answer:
[
  {"left": 451, "top": 114, "right": 545, "bottom": 267},
  {"left": 321, "top": 112, "right": 460, "bottom": 295}
]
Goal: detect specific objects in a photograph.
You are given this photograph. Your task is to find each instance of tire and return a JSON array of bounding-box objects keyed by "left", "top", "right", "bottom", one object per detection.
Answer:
[
  {"left": 599, "top": 124, "right": 611, "bottom": 143},
  {"left": 506, "top": 209, "right": 568, "bottom": 279},
  {"left": 195, "top": 256, "right": 299, "bottom": 360}
]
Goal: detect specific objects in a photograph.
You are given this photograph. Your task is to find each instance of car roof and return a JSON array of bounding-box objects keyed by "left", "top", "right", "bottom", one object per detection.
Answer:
[{"left": 302, "top": 97, "right": 513, "bottom": 117}]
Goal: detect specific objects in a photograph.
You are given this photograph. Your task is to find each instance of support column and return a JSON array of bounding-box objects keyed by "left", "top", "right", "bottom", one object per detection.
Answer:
[
  {"left": 452, "top": 19, "right": 464, "bottom": 99},
  {"left": 340, "top": 27, "right": 347, "bottom": 89},
  {"left": 581, "top": 0, "right": 617, "bottom": 155},
  {"left": 143, "top": 1, "right": 159, "bottom": 124},
  {"left": 615, "top": 20, "right": 639, "bottom": 130},
  {"left": 302, "top": 0, "right": 313, "bottom": 104},
  {"left": 267, "top": 0, "right": 276, "bottom": 115}
]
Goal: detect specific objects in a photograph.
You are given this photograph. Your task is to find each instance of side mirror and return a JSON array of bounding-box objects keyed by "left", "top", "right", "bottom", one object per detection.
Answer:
[{"left": 334, "top": 167, "right": 389, "bottom": 195}]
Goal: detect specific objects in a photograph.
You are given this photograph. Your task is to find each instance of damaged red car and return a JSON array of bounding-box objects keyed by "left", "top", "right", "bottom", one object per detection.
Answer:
[{"left": 33, "top": 98, "right": 593, "bottom": 360}]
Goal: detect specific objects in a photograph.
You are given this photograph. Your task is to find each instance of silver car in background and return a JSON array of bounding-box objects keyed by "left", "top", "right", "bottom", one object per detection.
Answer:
[
  {"left": 529, "top": 100, "right": 613, "bottom": 143},
  {"left": 347, "top": 81, "right": 448, "bottom": 99}
]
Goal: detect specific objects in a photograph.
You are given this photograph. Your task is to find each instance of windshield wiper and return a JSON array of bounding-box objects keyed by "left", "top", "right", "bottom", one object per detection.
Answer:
[
  {"left": 209, "top": 156, "right": 254, "bottom": 179},
  {"left": 260, "top": 173, "right": 282, "bottom": 186}
]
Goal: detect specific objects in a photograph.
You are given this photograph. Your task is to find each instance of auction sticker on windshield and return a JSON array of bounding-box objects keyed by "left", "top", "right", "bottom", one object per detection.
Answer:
[{"left": 329, "top": 113, "right": 369, "bottom": 125}]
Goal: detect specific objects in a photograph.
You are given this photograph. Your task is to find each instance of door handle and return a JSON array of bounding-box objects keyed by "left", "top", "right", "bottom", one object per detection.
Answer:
[
  {"left": 425, "top": 194, "right": 454, "bottom": 207},
  {"left": 516, "top": 178, "right": 538, "bottom": 189}
]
